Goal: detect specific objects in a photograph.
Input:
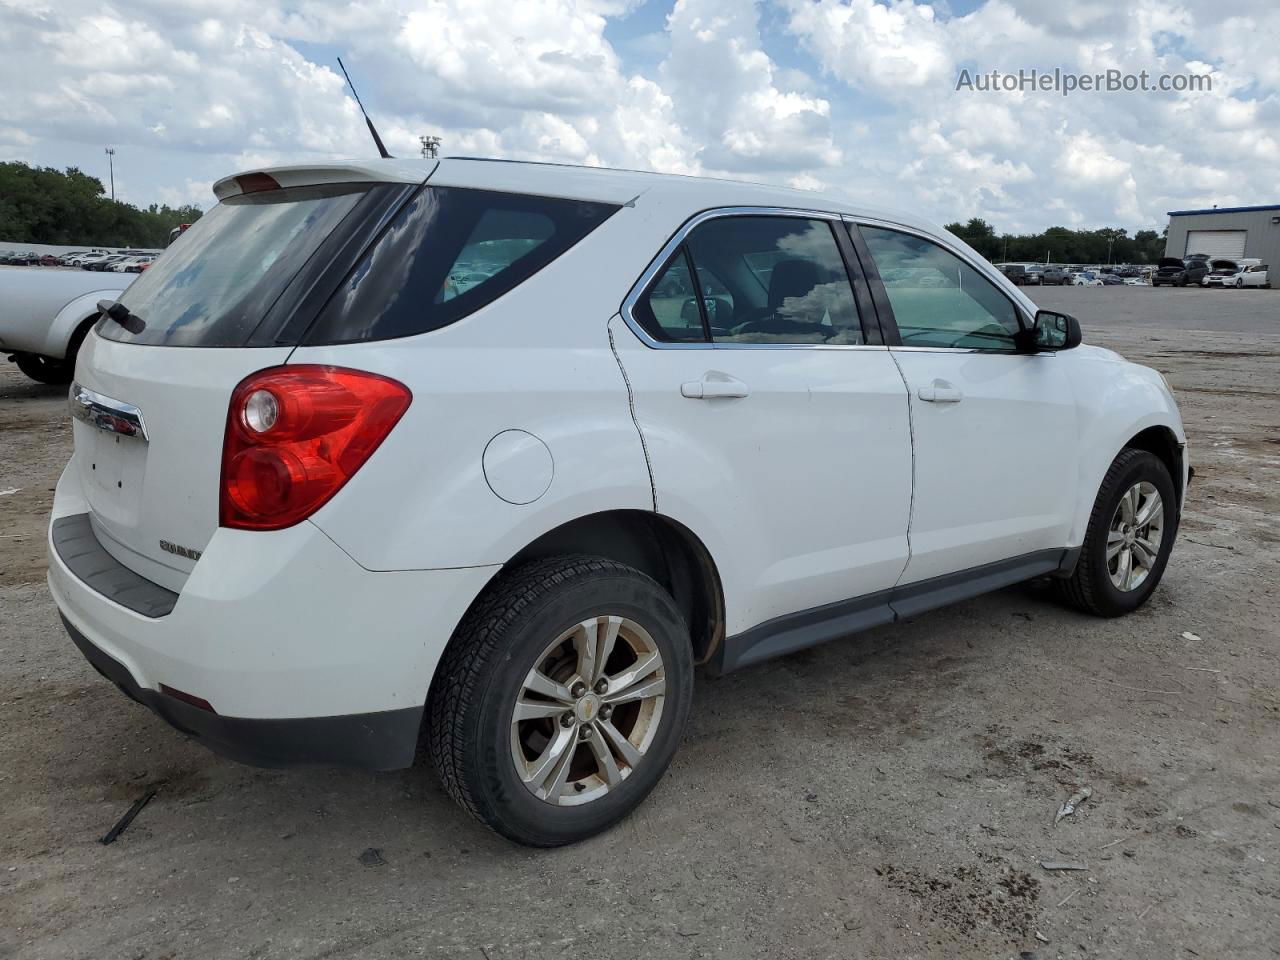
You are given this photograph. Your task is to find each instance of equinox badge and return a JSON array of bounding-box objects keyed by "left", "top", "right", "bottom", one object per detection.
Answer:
[{"left": 159, "top": 540, "right": 202, "bottom": 561}]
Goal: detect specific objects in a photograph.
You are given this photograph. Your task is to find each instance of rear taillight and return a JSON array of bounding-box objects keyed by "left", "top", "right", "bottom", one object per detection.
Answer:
[{"left": 220, "top": 366, "right": 411, "bottom": 531}]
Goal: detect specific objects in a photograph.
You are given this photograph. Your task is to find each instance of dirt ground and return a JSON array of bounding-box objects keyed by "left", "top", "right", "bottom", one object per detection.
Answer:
[{"left": 1, "top": 286, "right": 1277, "bottom": 960}]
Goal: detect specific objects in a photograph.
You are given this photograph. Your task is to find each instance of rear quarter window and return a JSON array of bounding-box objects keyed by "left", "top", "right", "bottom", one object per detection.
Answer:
[{"left": 303, "top": 186, "right": 619, "bottom": 344}]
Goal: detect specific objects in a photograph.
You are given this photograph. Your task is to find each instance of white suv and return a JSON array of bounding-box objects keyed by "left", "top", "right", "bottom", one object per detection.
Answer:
[{"left": 47, "top": 159, "right": 1188, "bottom": 846}]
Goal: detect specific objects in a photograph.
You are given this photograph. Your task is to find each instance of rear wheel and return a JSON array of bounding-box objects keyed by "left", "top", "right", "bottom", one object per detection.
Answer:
[
  {"left": 13, "top": 353, "right": 72, "bottom": 385},
  {"left": 428, "top": 556, "right": 694, "bottom": 846},
  {"left": 1056, "top": 449, "right": 1177, "bottom": 616}
]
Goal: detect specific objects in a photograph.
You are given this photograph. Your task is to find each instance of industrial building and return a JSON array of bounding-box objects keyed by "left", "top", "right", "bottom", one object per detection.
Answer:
[{"left": 1165, "top": 204, "right": 1280, "bottom": 267}]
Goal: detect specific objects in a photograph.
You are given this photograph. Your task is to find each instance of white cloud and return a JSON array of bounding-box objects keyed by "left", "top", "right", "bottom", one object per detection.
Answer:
[{"left": 0, "top": 0, "right": 1276, "bottom": 233}]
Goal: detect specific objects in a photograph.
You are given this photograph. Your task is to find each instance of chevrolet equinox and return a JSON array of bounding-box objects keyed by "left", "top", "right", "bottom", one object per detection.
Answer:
[{"left": 49, "top": 158, "right": 1188, "bottom": 846}]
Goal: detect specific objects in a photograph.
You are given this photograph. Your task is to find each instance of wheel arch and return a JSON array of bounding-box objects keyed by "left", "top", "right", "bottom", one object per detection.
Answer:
[
  {"left": 42, "top": 292, "right": 108, "bottom": 360},
  {"left": 1123, "top": 425, "right": 1185, "bottom": 508},
  {"left": 499, "top": 510, "right": 726, "bottom": 665}
]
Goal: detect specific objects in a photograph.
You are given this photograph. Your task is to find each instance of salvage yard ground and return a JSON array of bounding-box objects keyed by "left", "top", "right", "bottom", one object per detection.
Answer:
[{"left": 1, "top": 286, "right": 1277, "bottom": 959}]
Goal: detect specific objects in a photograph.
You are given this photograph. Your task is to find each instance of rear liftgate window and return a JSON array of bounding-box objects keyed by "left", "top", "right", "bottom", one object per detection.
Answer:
[
  {"left": 97, "top": 183, "right": 375, "bottom": 347},
  {"left": 303, "top": 187, "right": 620, "bottom": 344}
]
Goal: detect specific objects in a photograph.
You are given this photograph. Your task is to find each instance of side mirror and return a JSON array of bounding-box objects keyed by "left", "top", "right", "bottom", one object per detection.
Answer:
[{"left": 1023, "top": 309, "right": 1081, "bottom": 351}]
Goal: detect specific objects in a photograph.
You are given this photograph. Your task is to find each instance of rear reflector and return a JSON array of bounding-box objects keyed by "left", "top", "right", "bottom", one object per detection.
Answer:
[
  {"left": 159, "top": 684, "right": 217, "bottom": 713},
  {"left": 220, "top": 366, "right": 411, "bottom": 531}
]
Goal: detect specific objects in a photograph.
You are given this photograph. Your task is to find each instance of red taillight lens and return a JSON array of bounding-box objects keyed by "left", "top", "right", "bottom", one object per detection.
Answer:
[{"left": 220, "top": 366, "right": 411, "bottom": 531}]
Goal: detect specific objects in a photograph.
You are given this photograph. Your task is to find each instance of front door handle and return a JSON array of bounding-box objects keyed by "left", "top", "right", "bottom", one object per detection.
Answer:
[
  {"left": 918, "top": 379, "right": 963, "bottom": 403},
  {"left": 681, "top": 375, "right": 750, "bottom": 400}
]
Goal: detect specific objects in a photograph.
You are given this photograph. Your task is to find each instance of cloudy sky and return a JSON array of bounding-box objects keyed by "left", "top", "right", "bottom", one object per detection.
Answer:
[{"left": 1, "top": 0, "right": 1276, "bottom": 233}]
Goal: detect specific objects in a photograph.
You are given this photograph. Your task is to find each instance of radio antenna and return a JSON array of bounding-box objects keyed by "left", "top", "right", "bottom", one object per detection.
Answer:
[{"left": 337, "top": 57, "right": 391, "bottom": 159}]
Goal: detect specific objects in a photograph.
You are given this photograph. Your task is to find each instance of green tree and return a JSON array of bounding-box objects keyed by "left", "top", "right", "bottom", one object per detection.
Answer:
[
  {"left": 0, "top": 161, "right": 202, "bottom": 247},
  {"left": 942, "top": 217, "right": 1168, "bottom": 266}
]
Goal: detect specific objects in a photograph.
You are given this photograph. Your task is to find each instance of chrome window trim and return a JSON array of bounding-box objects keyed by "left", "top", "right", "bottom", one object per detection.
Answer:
[
  {"left": 69, "top": 382, "right": 149, "bottom": 442},
  {"left": 618, "top": 206, "right": 883, "bottom": 352}
]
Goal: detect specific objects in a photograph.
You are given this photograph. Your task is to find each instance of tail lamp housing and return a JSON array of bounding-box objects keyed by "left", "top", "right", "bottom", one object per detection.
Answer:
[{"left": 220, "top": 366, "right": 411, "bottom": 531}]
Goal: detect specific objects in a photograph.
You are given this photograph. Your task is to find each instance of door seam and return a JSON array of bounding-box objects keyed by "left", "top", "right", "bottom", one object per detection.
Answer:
[
  {"left": 887, "top": 348, "right": 915, "bottom": 589},
  {"left": 608, "top": 317, "right": 659, "bottom": 512}
]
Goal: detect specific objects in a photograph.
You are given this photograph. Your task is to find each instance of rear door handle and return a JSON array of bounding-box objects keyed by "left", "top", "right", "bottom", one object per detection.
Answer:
[
  {"left": 917, "top": 379, "right": 963, "bottom": 403},
  {"left": 681, "top": 376, "right": 750, "bottom": 399}
]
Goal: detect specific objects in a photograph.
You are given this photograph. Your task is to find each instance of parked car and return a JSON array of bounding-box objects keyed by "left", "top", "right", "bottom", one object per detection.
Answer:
[
  {"left": 108, "top": 256, "right": 154, "bottom": 273},
  {"left": 1151, "top": 257, "right": 1210, "bottom": 287},
  {"left": 1122, "top": 277, "right": 1149, "bottom": 286},
  {"left": 0, "top": 265, "right": 132, "bottom": 382},
  {"left": 71, "top": 253, "right": 114, "bottom": 268},
  {"left": 997, "top": 263, "right": 1039, "bottom": 285},
  {"left": 49, "top": 159, "right": 1188, "bottom": 846},
  {"left": 85, "top": 255, "right": 129, "bottom": 272},
  {"left": 38, "top": 254, "right": 63, "bottom": 266},
  {"left": 1072, "top": 271, "right": 1104, "bottom": 286},
  {"left": 1227, "top": 263, "right": 1270, "bottom": 288},
  {"left": 2, "top": 251, "right": 41, "bottom": 266},
  {"left": 1040, "top": 266, "right": 1071, "bottom": 285},
  {"left": 1202, "top": 258, "right": 1257, "bottom": 287},
  {"left": 1101, "top": 273, "right": 1126, "bottom": 286}
]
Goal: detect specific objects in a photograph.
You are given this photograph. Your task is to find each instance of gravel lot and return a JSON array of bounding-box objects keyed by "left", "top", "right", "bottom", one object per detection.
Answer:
[{"left": 2, "top": 286, "right": 1277, "bottom": 959}]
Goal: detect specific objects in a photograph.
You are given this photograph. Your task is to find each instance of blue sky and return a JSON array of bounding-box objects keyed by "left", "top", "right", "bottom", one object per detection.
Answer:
[{"left": 1, "top": 0, "right": 1276, "bottom": 233}]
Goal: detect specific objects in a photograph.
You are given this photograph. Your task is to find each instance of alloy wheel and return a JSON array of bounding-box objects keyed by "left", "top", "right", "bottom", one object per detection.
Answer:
[
  {"left": 510, "top": 615, "right": 666, "bottom": 806},
  {"left": 1106, "top": 481, "right": 1164, "bottom": 592}
]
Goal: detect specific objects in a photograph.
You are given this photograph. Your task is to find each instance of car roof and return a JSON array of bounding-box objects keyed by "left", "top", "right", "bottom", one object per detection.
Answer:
[{"left": 213, "top": 156, "right": 945, "bottom": 237}]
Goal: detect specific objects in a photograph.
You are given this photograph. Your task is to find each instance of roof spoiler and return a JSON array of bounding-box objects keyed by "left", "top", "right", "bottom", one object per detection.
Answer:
[{"left": 211, "top": 160, "right": 437, "bottom": 201}]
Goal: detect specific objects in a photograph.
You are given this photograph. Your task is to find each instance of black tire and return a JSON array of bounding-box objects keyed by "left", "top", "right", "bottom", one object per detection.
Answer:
[
  {"left": 1056, "top": 449, "right": 1177, "bottom": 617},
  {"left": 14, "top": 353, "right": 72, "bottom": 385},
  {"left": 427, "top": 555, "right": 694, "bottom": 846}
]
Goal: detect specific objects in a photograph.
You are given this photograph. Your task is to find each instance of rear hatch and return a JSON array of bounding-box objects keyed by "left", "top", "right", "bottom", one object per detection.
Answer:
[
  {"left": 1156, "top": 257, "right": 1185, "bottom": 276},
  {"left": 70, "top": 174, "right": 422, "bottom": 591}
]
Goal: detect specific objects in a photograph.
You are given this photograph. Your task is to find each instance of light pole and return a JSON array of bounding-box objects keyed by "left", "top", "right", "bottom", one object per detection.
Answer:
[
  {"left": 1107, "top": 237, "right": 1114, "bottom": 266},
  {"left": 104, "top": 147, "right": 116, "bottom": 202}
]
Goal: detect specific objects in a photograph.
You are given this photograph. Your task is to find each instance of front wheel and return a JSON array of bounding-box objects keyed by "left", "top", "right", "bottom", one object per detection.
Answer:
[
  {"left": 1056, "top": 449, "right": 1177, "bottom": 616},
  {"left": 428, "top": 556, "right": 694, "bottom": 846}
]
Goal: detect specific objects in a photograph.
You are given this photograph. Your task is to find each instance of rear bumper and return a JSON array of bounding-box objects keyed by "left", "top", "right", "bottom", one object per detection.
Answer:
[
  {"left": 47, "top": 459, "right": 500, "bottom": 770},
  {"left": 63, "top": 614, "right": 423, "bottom": 769}
]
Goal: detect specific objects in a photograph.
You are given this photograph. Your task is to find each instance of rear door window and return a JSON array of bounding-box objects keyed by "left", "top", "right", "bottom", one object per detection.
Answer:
[{"left": 304, "top": 187, "right": 618, "bottom": 344}]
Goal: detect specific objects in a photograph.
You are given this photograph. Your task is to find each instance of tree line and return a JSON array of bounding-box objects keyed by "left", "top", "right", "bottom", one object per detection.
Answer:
[
  {"left": 944, "top": 217, "right": 1168, "bottom": 265},
  {"left": 1, "top": 160, "right": 1173, "bottom": 264},
  {"left": 0, "top": 161, "right": 203, "bottom": 249}
]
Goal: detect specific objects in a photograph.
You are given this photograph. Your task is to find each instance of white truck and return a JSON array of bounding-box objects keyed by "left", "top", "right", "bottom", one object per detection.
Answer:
[{"left": 0, "top": 266, "right": 132, "bottom": 383}]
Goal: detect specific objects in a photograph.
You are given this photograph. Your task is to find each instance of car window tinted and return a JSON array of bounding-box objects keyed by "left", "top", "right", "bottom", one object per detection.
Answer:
[
  {"left": 305, "top": 186, "right": 618, "bottom": 344},
  {"left": 859, "top": 226, "right": 1022, "bottom": 350},
  {"left": 685, "top": 217, "right": 862, "bottom": 345},
  {"left": 98, "top": 184, "right": 370, "bottom": 347},
  {"left": 632, "top": 251, "right": 708, "bottom": 342}
]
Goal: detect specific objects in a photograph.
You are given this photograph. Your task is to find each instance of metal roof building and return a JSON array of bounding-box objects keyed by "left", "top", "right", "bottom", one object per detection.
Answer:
[{"left": 1164, "top": 204, "right": 1280, "bottom": 271}]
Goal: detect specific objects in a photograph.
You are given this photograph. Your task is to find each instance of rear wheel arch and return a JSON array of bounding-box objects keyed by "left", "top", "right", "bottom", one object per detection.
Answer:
[
  {"left": 66, "top": 315, "right": 99, "bottom": 363},
  {"left": 502, "top": 510, "right": 725, "bottom": 665}
]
